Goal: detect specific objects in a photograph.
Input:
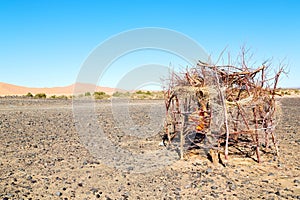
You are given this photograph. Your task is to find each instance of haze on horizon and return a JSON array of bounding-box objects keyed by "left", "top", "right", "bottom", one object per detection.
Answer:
[{"left": 0, "top": 0, "right": 299, "bottom": 89}]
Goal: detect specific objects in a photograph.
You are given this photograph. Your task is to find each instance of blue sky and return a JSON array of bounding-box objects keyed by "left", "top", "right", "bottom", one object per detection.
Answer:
[{"left": 0, "top": 0, "right": 299, "bottom": 88}]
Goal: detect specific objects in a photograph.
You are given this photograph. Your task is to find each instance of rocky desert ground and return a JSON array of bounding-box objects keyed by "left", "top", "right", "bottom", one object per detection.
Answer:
[{"left": 0, "top": 97, "right": 299, "bottom": 200}]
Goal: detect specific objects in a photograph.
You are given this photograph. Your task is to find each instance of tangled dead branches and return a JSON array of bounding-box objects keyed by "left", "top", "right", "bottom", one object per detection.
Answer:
[{"left": 163, "top": 57, "right": 286, "bottom": 163}]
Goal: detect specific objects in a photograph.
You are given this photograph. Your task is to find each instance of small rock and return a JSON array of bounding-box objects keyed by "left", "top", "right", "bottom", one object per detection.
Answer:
[
  {"left": 211, "top": 186, "right": 218, "bottom": 190},
  {"left": 207, "top": 178, "right": 214, "bottom": 183},
  {"left": 294, "top": 179, "right": 300, "bottom": 184},
  {"left": 227, "top": 181, "right": 236, "bottom": 190},
  {"left": 175, "top": 196, "right": 181, "bottom": 200},
  {"left": 90, "top": 188, "right": 98, "bottom": 194},
  {"left": 127, "top": 166, "right": 134, "bottom": 171},
  {"left": 268, "top": 173, "right": 275, "bottom": 176},
  {"left": 229, "top": 184, "right": 236, "bottom": 190},
  {"left": 275, "top": 191, "right": 280, "bottom": 196},
  {"left": 192, "top": 160, "right": 202, "bottom": 166},
  {"left": 57, "top": 157, "right": 64, "bottom": 161},
  {"left": 206, "top": 168, "right": 213, "bottom": 174},
  {"left": 242, "top": 180, "right": 250, "bottom": 185},
  {"left": 55, "top": 191, "right": 62, "bottom": 196},
  {"left": 78, "top": 183, "right": 83, "bottom": 187},
  {"left": 210, "top": 193, "right": 219, "bottom": 198},
  {"left": 122, "top": 192, "right": 129, "bottom": 198}
]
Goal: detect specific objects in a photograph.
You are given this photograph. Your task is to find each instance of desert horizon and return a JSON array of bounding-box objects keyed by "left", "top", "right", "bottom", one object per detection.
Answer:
[
  {"left": 0, "top": 82, "right": 120, "bottom": 96},
  {"left": 1, "top": 81, "right": 299, "bottom": 98}
]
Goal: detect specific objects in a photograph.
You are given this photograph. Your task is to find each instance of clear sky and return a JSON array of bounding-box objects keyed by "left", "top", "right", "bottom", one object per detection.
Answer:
[{"left": 0, "top": 0, "right": 299, "bottom": 88}]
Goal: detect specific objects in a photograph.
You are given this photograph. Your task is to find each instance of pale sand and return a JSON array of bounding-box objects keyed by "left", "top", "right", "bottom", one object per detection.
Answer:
[{"left": 0, "top": 82, "right": 117, "bottom": 96}]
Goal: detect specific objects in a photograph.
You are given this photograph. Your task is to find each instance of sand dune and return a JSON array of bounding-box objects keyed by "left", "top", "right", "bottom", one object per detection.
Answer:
[{"left": 0, "top": 82, "right": 117, "bottom": 96}]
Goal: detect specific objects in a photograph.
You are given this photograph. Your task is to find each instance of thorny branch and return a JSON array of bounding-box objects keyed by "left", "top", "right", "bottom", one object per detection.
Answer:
[{"left": 163, "top": 54, "right": 286, "bottom": 163}]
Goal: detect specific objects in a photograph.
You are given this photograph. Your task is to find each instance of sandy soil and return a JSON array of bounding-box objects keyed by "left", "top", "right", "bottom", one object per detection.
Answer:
[
  {"left": 0, "top": 82, "right": 116, "bottom": 96},
  {"left": 0, "top": 97, "right": 299, "bottom": 200}
]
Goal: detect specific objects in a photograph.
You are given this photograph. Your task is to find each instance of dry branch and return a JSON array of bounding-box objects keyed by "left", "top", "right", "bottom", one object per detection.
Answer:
[{"left": 163, "top": 57, "right": 285, "bottom": 163}]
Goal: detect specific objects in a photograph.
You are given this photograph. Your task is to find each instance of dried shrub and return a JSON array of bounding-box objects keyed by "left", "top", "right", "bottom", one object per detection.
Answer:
[{"left": 163, "top": 50, "right": 286, "bottom": 163}]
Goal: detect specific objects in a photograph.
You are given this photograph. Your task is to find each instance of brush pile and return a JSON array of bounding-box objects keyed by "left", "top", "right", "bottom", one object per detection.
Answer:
[{"left": 163, "top": 58, "right": 285, "bottom": 163}]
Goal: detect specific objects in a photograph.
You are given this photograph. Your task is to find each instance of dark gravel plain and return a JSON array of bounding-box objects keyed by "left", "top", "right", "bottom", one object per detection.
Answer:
[{"left": 0, "top": 97, "right": 299, "bottom": 200}]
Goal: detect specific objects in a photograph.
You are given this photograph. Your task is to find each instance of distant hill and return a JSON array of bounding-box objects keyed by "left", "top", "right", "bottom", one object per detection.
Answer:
[{"left": 0, "top": 82, "right": 117, "bottom": 96}]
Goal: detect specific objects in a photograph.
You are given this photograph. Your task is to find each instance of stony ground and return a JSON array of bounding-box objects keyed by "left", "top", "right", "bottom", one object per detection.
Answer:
[{"left": 0, "top": 97, "right": 299, "bottom": 200}]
